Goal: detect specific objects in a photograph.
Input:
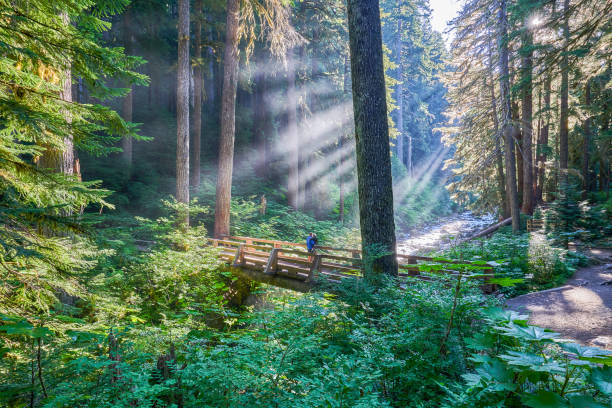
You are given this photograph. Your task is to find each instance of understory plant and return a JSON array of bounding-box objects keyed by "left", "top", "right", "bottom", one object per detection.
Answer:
[{"left": 444, "top": 308, "right": 612, "bottom": 407}]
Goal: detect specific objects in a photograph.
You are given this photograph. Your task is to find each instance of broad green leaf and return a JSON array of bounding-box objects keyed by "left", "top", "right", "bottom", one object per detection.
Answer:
[
  {"left": 591, "top": 366, "right": 612, "bottom": 396},
  {"left": 567, "top": 395, "right": 609, "bottom": 408},
  {"left": 522, "top": 391, "right": 569, "bottom": 408}
]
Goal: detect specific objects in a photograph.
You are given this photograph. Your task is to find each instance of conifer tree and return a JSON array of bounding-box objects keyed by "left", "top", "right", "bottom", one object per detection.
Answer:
[{"left": 347, "top": 0, "right": 398, "bottom": 276}]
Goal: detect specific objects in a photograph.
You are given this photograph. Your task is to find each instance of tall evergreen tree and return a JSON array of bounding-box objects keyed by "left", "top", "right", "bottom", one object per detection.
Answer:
[
  {"left": 347, "top": 0, "right": 398, "bottom": 276},
  {"left": 176, "top": 0, "right": 190, "bottom": 224}
]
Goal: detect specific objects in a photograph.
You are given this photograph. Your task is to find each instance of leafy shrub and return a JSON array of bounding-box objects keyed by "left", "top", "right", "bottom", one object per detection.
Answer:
[
  {"left": 445, "top": 229, "right": 586, "bottom": 296},
  {"left": 39, "top": 277, "right": 491, "bottom": 408},
  {"left": 444, "top": 308, "right": 612, "bottom": 407}
]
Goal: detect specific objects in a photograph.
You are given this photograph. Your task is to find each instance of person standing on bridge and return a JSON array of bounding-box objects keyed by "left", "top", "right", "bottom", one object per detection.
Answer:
[{"left": 306, "top": 232, "right": 317, "bottom": 262}]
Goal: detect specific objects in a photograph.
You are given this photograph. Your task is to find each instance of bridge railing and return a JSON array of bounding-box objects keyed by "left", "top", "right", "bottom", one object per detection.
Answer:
[{"left": 209, "top": 236, "right": 496, "bottom": 292}]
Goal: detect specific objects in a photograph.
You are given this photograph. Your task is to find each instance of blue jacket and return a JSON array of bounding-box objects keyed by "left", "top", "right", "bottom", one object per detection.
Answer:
[{"left": 306, "top": 236, "right": 316, "bottom": 251}]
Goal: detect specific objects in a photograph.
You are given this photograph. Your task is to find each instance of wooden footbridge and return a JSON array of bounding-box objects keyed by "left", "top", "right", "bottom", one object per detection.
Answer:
[{"left": 207, "top": 235, "right": 496, "bottom": 293}]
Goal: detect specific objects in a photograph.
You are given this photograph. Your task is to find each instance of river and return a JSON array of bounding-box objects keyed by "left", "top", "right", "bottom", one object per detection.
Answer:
[{"left": 396, "top": 211, "right": 496, "bottom": 255}]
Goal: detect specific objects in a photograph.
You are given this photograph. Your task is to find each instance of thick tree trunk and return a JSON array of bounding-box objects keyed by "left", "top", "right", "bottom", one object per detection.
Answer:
[
  {"left": 176, "top": 0, "right": 190, "bottom": 223},
  {"left": 214, "top": 0, "right": 240, "bottom": 237},
  {"left": 582, "top": 80, "right": 591, "bottom": 198},
  {"left": 121, "top": 7, "right": 133, "bottom": 165},
  {"left": 498, "top": 0, "right": 520, "bottom": 233},
  {"left": 40, "top": 12, "right": 74, "bottom": 176},
  {"left": 394, "top": 15, "right": 405, "bottom": 169},
  {"left": 536, "top": 77, "right": 551, "bottom": 202},
  {"left": 559, "top": 0, "right": 570, "bottom": 183},
  {"left": 287, "top": 50, "right": 299, "bottom": 209},
  {"left": 191, "top": 0, "right": 203, "bottom": 189},
  {"left": 347, "top": 0, "right": 398, "bottom": 276},
  {"left": 521, "top": 31, "right": 534, "bottom": 214}
]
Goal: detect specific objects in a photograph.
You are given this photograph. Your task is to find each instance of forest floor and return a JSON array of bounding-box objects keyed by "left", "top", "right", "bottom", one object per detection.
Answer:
[{"left": 506, "top": 248, "right": 612, "bottom": 349}]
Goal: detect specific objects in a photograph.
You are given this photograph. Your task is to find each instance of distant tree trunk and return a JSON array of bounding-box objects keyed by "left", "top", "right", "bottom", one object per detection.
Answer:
[
  {"left": 536, "top": 77, "right": 551, "bottom": 203},
  {"left": 253, "top": 63, "right": 267, "bottom": 178},
  {"left": 498, "top": 0, "right": 520, "bottom": 233},
  {"left": 339, "top": 54, "right": 351, "bottom": 223},
  {"left": 559, "top": 0, "right": 570, "bottom": 183},
  {"left": 521, "top": 30, "right": 534, "bottom": 214},
  {"left": 214, "top": 0, "right": 240, "bottom": 237},
  {"left": 40, "top": 12, "right": 74, "bottom": 176},
  {"left": 394, "top": 14, "right": 405, "bottom": 169},
  {"left": 486, "top": 39, "right": 508, "bottom": 218},
  {"left": 121, "top": 7, "right": 134, "bottom": 165},
  {"left": 513, "top": 102, "right": 523, "bottom": 207},
  {"left": 582, "top": 80, "right": 591, "bottom": 198},
  {"left": 347, "top": 0, "right": 398, "bottom": 276},
  {"left": 176, "top": 0, "right": 190, "bottom": 224},
  {"left": 191, "top": 0, "right": 203, "bottom": 189},
  {"left": 287, "top": 50, "right": 299, "bottom": 209}
]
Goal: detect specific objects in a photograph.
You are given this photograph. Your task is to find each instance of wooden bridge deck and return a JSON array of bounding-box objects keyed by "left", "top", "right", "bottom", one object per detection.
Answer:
[{"left": 207, "top": 236, "right": 496, "bottom": 293}]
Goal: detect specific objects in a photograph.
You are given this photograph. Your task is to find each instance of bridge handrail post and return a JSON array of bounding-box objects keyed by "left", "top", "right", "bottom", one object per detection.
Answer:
[{"left": 264, "top": 248, "right": 279, "bottom": 275}]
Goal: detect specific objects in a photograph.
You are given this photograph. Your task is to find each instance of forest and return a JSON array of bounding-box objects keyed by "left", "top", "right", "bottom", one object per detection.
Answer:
[{"left": 1, "top": 0, "right": 611, "bottom": 406}]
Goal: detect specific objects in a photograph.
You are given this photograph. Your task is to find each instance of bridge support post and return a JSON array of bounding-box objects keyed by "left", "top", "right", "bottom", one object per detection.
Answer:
[
  {"left": 233, "top": 244, "right": 245, "bottom": 266},
  {"left": 308, "top": 254, "right": 322, "bottom": 282},
  {"left": 264, "top": 248, "right": 279, "bottom": 275},
  {"left": 405, "top": 256, "right": 419, "bottom": 276}
]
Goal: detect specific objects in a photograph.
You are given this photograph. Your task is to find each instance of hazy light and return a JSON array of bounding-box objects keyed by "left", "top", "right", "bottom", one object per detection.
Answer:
[{"left": 528, "top": 15, "right": 543, "bottom": 29}]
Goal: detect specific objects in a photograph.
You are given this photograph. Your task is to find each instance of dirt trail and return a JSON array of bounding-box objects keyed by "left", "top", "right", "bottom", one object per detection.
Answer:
[{"left": 505, "top": 248, "right": 612, "bottom": 349}]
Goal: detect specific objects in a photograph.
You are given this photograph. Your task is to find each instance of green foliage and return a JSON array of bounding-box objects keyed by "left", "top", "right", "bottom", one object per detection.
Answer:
[
  {"left": 28, "top": 277, "right": 491, "bottom": 407},
  {"left": 446, "top": 229, "right": 586, "bottom": 296},
  {"left": 444, "top": 308, "right": 612, "bottom": 407}
]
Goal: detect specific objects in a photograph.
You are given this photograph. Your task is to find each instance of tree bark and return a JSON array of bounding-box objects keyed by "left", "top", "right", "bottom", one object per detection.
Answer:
[
  {"left": 513, "top": 102, "right": 523, "bottom": 207},
  {"left": 214, "top": 0, "right": 240, "bottom": 237},
  {"left": 394, "top": 13, "right": 405, "bottom": 169},
  {"left": 536, "top": 77, "right": 551, "bottom": 202},
  {"left": 121, "top": 7, "right": 133, "bottom": 165},
  {"left": 521, "top": 30, "right": 534, "bottom": 214},
  {"left": 40, "top": 12, "right": 74, "bottom": 176},
  {"left": 253, "top": 55, "right": 267, "bottom": 179},
  {"left": 287, "top": 50, "right": 299, "bottom": 209},
  {"left": 191, "top": 0, "right": 203, "bottom": 189},
  {"left": 347, "top": 0, "right": 398, "bottom": 276},
  {"left": 487, "top": 38, "right": 508, "bottom": 218},
  {"left": 176, "top": 0, "right": 190, "bottom": 223},
  {"left": 559, "top": 0, "right": 570, "bottom": 183},
  {"left": 498, "top": 0, "right": 520, "bottom": 233},
  {"left": 582, "top": 79, "right": 591, "bottom": 198}
]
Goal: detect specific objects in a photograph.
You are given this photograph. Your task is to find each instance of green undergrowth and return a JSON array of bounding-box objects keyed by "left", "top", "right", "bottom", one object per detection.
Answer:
[{"left": 444, "top": 228, "right": 589, "bottom": 297}]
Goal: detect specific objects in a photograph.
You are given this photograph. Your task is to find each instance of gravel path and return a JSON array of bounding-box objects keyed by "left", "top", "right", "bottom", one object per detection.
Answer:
[{"left": 505, "top": 248, "right": 612, "bottom": 349}]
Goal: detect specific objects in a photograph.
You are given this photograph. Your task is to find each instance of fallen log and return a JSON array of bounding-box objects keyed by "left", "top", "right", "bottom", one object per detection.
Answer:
[{"left": 456, "top": 217, "right": 512, "bottom": 246}]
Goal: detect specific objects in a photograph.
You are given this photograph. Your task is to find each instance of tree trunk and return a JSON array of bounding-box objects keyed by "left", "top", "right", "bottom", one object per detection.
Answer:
[
  {"left": 40, "top": 12, "right": 74, "bottom": 176},
  {"left": 253, "top": 55, "right": 267, "bottom": 179},
  {"left": 582, "top": 80, "right": 591, "bottom": 198},
  {"left": 339, "top": 54, "right": 351, "bottom": 224},
  {"left": 191, "top": 0, "right": 203, "bottom": 189},
  {"left": 394, "top": 14, "right": 405, "bottom": 169},
  {"left": 176, "top": 0, "right": 190, "bottom": 224},
  {"left": 487, "top": 39, "right": 508, "bottom": 218},
  {"left": 287, "top": 50, "right": 300, "bottom": 209},
  {"left": 121, "top": 7, "right": 133, "bottom": 165},
  {"left": 536, "top": 77, "right": 551, "bottom": 202},
  {"left": 559, "top": 0, "right": 570, "bottom": 183},
  {"left": 521, "top": 30, "right": 534, "bottom": 214},
  {"left": 513, "top": 102, "right": 523, "bottom": 207},
  {"left": 347, "top": 0, "right": 398, "bottom": 276},
  {"left": 498, "top": 0, "right": 520, "bottom": 233},
  {"left": 214, "top": 0, "right": 240, "bottom": 237}
]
